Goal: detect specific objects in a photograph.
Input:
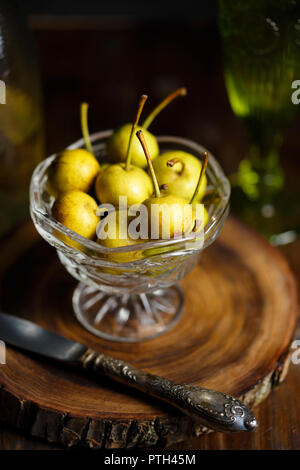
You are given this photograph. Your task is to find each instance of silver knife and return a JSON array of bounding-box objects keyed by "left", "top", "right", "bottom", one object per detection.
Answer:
[{"left": 0, "top": 312, "right": 257, "bottom": 433}]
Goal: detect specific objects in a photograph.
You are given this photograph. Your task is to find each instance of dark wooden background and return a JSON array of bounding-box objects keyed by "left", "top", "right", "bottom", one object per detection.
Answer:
[{"left": 0, "top": 12, "right": 300, "bottom": 449}]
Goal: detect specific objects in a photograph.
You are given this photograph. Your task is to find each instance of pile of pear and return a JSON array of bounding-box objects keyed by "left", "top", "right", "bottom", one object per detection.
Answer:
[{"left": 48, "top": 89, "right": 209, "bottom": 262}]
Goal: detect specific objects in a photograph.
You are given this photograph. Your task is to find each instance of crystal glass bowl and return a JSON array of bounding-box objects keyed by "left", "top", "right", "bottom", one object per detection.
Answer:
[{"left": 30, "top": 131, "right": 230, "bottom": 342}]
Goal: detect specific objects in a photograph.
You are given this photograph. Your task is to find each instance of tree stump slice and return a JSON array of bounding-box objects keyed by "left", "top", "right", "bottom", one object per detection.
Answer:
[{"left": 0, "top": 218, "right": 297, "bottom": 448}]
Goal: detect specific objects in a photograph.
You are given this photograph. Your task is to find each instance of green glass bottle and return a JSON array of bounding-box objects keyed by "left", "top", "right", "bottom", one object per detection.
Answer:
[{"left": 219, "top": 0, "right": 300, "bottom": 244}]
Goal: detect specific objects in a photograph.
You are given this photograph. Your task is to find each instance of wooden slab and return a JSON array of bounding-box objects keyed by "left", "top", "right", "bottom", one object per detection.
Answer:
[{"left": 0, "top": 218, "right": 297, "bottom": 448}]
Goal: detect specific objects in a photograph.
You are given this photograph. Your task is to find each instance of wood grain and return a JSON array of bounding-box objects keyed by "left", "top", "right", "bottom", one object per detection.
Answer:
[{"left": 0, "top": 218, "right": 297, "bottom": 448}]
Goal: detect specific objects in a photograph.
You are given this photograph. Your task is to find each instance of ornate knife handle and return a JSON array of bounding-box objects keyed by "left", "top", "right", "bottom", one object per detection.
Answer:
[{"left": 80, "top": 349, "right": 257, "bottom": 433}]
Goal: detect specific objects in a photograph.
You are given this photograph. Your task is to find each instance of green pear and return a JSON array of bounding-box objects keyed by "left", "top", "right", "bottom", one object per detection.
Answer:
[
  {"left": 193, "top": 206, "right": 209, "bottom": 231},
  {"left": 106, "top": 123, "right": 159, "bottom": 168},
  {"left": 47, "top": 149, "right": 100, "bottom": 197},
  {"left": 95, "top": 163, "right": 153, "bottom": 207},
  {"left": 136, "top": 130, "right": 195, "bottom": 240},
  {"left": 152, "top": 151, "right": 207, "bottom": 202},
  {"left": 47, "top": 102, "right": 100, "bottom": 197},
  {"left": 143, "top": 193, "right": 194, "bottom": 239},
  {"left": 52, "top": 190, "right": 100, "bottom": 250},
  {"left": 96, "top": 95, "right": 153, "bottom": 206},
  {"left": 143, "top": 205, "right": 209, "bottom": 258},
  {"left": 190, "top": 151, "right": 210, "bottom": 236},
  {"left": 106, "top": 87, "right": 187, "bottom": 168},
  {"left": 97, "top": 210, "right": 142, "bottom": 262},
  {"left": 137, "top": 130, "right": 210, "bottom": 241}
]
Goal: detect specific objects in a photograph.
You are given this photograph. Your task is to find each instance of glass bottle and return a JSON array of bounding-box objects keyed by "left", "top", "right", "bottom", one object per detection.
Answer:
[
  {"left": 219, "top": 0, "right": 300, "bottom": 245},
  {"left": 0, "top": 0, "right": 44, "bottom": 235}
]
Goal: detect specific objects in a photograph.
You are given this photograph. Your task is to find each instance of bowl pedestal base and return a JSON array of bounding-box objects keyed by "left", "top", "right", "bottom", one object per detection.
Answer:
[{"left": 72, "top": 282, "right": 184, "bottom": 342}]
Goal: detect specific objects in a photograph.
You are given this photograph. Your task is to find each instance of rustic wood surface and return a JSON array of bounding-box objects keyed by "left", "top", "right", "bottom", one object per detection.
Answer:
[
  {"left": 0, "top": 218, "right": 297, "bottom": 448},
  {"left": 0, "top": 18, "right": 300, "bottom": 450}
]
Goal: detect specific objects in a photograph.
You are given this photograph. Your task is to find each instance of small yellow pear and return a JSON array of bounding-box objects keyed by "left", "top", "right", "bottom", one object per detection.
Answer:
[
  {"left": 47, "top": 149, "right": 100, "bottom": 197},
  {"left": 143, "top": 194, "right": 194, "bottom": 240},
  {"left": 152, "top": 151, "right": 207, "bottom": 202},
  {"left": 106, "top": 123, "right": 159, "bottom": 169},
  {"left": 97, "top": 210, "right": 143, "bottom": 262},
  {"left": 52, "top": 190, "right": 99, "bottom": 250},
  {"left": 95, "top": 163, "right": 153, "bottom": 207}
]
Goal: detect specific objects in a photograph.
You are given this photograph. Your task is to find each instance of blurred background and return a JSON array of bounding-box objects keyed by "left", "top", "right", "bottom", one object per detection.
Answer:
[
  {"left": 0, "top": 1, "right": 299, "bottom": 232},
  {"left": 0, "top": 0, "right": 300, "bottom": 450},
  {"left": 1, "top": 0, "right": 299, "bottom": 241}
]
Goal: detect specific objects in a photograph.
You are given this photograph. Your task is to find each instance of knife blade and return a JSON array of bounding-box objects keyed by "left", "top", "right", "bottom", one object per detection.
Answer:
[
  {"left": 0, "top": 312, "right": 257, "bottom": 433},
  {"left": 0, "top": 312, "right": 87, "bottom": 361}
]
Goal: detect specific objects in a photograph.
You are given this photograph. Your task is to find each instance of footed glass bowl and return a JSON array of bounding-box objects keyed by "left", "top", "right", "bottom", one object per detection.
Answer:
[{"left": 30, "top": 131, "right": 230, "bottom": 342}]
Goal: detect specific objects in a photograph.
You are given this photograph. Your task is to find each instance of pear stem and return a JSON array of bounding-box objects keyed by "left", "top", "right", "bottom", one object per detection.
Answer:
[
  {"left": 190, "top": 152, "right": 209, "bottom": 206},
  {"left": 167, "top": 158, "right": 185, "bottom": 174},
  {"left": 136, "top": 130, "right": 161, "bottom": 198},
  {"left": 80, "top": 102, "right": 94, "bottom": 155},
  {"left": 167, "top": 159, "right": 181, "bottom": 167},
  {"left": 125, "top": 94, "right": 148, "bottom": 171},
  {"left": 142, "top": 87, "right": 187, "bottom": 130}
]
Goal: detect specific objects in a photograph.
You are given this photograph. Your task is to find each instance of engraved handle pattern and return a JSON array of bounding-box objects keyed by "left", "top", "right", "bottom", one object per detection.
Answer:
[{"left": 80, "top": 349, "right": 257, "bottom": 433}]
